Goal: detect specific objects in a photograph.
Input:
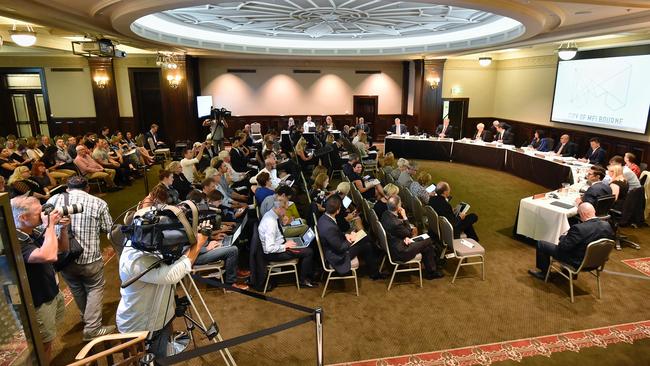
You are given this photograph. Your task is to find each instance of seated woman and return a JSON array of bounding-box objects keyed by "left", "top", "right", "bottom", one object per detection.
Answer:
[
  {"left": 122, "top": 131, "right": 154, "bottom": 165},
  {"left": 8, "top": 166, "right": 50, "bottom": 202},
  {"left": 294, "top": 137, "right": 315, "bottom": 169},
  {"left": 310, "top": 165, "right": 328, "bottom": 186},
  {"left": 310, "top": 172, "right": 332, "bottom": 218},
  {"left": 25, "top": 139, "right": 44, "bottom": 161},
  {"left": 373, "top": 183, "right": 399, "bottom": 219},
  {"left": 528, "top": 130, "right": 551, "bottom": 151},
  {"left": 138, "top": 183, "right": 169, "bottom": 209},
  {"left": 349, "top": 162, "right": 385, "bottom": 201},
  {"left": 168, "top": 161, "right": 193, "bottom": 201},
  {"left": 354, "top": 132, "right": 373, "bottom": 159},
  {"left": 607, "top": 164, "right": 628, "bottom": 212},
  {"left": 379, "top": 152, "right": 396, "bottom": 175},
  {"left": 0, "top": 148, "right": 22, "bottom": 180},
  {"left": 30, "top": 161, "right": 58, "bottom": 191},
  {"left": 254, "top": 172, "right": 275, "bottom": 204},
  {"left": 410, "top": 172, "right": 436, "bottom": 204},
  {"left": 332, "top": 182, "right": 363, "bottom": 233}
]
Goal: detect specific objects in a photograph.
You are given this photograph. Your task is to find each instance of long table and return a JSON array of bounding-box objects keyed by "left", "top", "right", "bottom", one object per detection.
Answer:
[{"left": 384, "top": 136, "right": 581, "bottom": 190}]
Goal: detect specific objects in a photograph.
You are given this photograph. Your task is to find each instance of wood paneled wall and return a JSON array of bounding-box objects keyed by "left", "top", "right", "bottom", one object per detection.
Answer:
[{"left": 51, "top": 117, "right": 135, "bottom": 137}]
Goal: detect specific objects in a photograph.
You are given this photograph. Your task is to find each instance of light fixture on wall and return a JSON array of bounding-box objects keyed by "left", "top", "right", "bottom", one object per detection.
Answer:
[
  {"left": 426, "top": 76, "right": 440, "bottom": 89},
  {"left": 478, "top": 57, "right": 492, "bottom": 67},
  {"left": 557, "top": 41, "right": 578, "bottom": 60},
  {"left": 93, "top": 74, "right": 109, "bottom": 89},
  {"left": 156, "top": 52, "right": 179, "bottom": 69},
  {"left": 167, "top": 74, "right": 181, "bottom": 89},
  {"left": 10, "top": 24, "right": 37, "bottom": 47}
]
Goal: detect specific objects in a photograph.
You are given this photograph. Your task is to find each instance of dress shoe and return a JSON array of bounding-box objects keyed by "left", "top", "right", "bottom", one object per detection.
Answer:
[
  {"left": 424, "top": 271, "right": 444, "bottom": 280},
  {"left": 528, "top": 269, "right": 546, "bottom": 281},
  {"left": 300, "top": 280, "right": 318, "bottom": 288}
]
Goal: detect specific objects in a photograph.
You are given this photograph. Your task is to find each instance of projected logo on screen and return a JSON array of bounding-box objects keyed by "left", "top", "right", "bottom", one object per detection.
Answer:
[
  {"left": 552, "top": 54, "right": 650, "bottom": 134},
  {"left": 570, "top": 64, "right": 631, "bottom": 111}
]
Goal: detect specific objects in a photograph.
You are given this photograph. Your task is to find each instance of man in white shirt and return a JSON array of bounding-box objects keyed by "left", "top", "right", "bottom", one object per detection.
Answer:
[
  {"left": 303, "top": 116, "right": 316, "bottom": 131},
  {"left": 180, "top": 144, "right": 206, "bottom": 183},
  {"left": 390, "top": 118, "right": 408, "bottom": 136},
  {"left": 258, "top": 200, "right": 316, "bottom": 287},
  {"left": 116, "top": 222, "right": 210, "bottom": 360},
  {"left": 251, "top": 156, "right": 282, "bottom": 189}
]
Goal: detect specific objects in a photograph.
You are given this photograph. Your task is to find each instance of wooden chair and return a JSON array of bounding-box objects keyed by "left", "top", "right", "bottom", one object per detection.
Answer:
[{"left": 69, "top": 331, "right": 149, "bottom": 366}]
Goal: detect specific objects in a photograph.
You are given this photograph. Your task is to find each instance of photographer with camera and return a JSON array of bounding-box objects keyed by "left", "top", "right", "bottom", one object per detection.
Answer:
[
  {"left": 203, "top": 110, "right": 228, "bottom": 152},
  {"left": 45, "top": 175, "right": 116, "bottom": 341},
  {"left": 116, "top": 218, "right": 212, "bottom": 360},
  {"left": 11, "top": 195, "right": 69, "bottom": 364}
]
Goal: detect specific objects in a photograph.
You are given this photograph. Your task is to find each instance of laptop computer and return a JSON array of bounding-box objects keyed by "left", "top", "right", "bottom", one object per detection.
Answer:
[
  {"left": 286, "top": 227, "right": 316, "bottom": 249},
  {"left": 222, "top": 215, "right": 248, "bottom": 247}
]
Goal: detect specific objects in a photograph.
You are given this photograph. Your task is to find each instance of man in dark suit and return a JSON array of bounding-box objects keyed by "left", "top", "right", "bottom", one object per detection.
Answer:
[
  {"left": 342, "top": 154, "right": 357, "bottom": 179},
  {"left": 435, "top": 117, "right": 455, "bottom": 139},
  {"left": 581, "top": 137, "right": 607, "bottom": 166},
  {"left": 380, "top": 196, "right": 443, "bottom": 279},
  {"left": 317, "top": 195, "right": 383, "bottom": 279},
  {"left": 229, "top": 135, "right": 249, "bottom": 173},
  {"left": 145, "top": 123, "right": 166, "bottom": 149},
  {"left": 494, "top": 124, "right": 514, "bottom": 145},
  {"left": 356, "top": 117, "right": 370, "bottom": 134},
  {"left": 528, "top": 202, "right": 614, "bottom": 280},
  {"left": 554, "top": 134, "right": 578, "bottom": 157},
  {"left": 576, "top": 166, "right": 612, "bottom": 207},
  {"left": 429, "top": 182, "right": 479, "bottom": 241},
  {"left": 389, "top": 118, "right": 408, "bottom": 136}
]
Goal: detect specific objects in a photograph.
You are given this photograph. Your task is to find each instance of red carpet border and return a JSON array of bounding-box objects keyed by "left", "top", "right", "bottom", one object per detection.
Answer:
[
  {"left": 0, "top": 247, "right": 116, "bottom": 366},
  {"left": 330, "top": 320, "right": 650, "bottom": 366},
  {"left": 621, "top": 257, "right": 650, "bottom": 277}
]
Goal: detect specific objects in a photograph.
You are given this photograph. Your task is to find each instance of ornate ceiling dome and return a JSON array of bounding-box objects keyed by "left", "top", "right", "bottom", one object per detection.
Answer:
[{"left": 131, "top": 0, "right": 524, "bottom": 56}]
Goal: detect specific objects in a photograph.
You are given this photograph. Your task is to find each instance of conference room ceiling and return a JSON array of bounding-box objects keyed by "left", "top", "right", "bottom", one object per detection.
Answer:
[{"left": 0, "top": 0, "right": 650, "bottom": 59}]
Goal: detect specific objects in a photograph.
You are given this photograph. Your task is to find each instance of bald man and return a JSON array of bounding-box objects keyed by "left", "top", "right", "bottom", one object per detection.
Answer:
[
  {"left": 528, "top": 203, "right": 614, "bottom": 280},
  {"left": 553, "top": 134, "right": 578, "bottom": 157}
]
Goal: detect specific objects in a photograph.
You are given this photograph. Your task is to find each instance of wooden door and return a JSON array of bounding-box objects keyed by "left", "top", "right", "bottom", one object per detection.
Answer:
[
  {"left": 129, "top": 68, "right": 164, "bottom": 138},
  {"left": 353, "top": 95, "right": 378, "bottom": 124}
]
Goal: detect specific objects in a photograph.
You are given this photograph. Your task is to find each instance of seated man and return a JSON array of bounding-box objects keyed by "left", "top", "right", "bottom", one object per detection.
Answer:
[
  {"left": 576, "top": 166, "right": 612, "bottom": 207},
  {"left": 494, "top": 124, "right": 514, "bottom": 145},
  {"left": 380, "top": 196, "right": 443, "bottom": 279},
  {"left": 74, "top": 145, "right": 119, "bottom": 191},
  {"left": 429, "top": 182, "right": 479, "bottom": 241},
  {"left": 259, "top": 200, "right": 316, "bottom": 288},
  {"left": 581, "top": 137, "right": 607, "bottom": 166},
  {"left": 259, "top": 184, "right": 295, "bottom": 217},
  {"left": 435, "top": 117, "right": 455, "bottom": 139},
  {"left": 318, "top": 195, "right": 384, "bottom": 279},
  {"left": 472, "top": 123, "right": 492, "bottom": 142},
  {"left": 389, "top": 117, "right": 408, "bottom": 136},
  {"left": 528, "top": 202, "right": 614, "bottom": 280},
  {"left": 553, "top": 134, "right": 578, "bottom": 157},
  {"left": 342, "top": 154, "right": 358, "bottom": 180},
  {"left": 145, "top": 123, "right": 166, "bottom": 150},
  {"left": 92, "top": 139, "right": 132, "bottom": 186}
]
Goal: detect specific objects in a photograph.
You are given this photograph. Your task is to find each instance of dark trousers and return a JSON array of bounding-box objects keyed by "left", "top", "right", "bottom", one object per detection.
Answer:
[
  {"left": 347, "top": 237, "right": 380, "bottom": 276},
  {"left": 536, "top": 240, "right": 558, "bottom": 273},
  {"left": 392, "top": 239, "right": 438, "bottom": 273},
  {"left": 150, "top": 322, "right": 173, "bottom": 363},
  {"left": 454, "top": 213, "right": 479, "bottom": 241},
  {"left": 264, "top": 247, "right": 314, "bottom": 282}
]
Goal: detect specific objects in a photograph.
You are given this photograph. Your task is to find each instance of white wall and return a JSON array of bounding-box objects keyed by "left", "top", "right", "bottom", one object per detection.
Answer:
[
  {"left": 442, "top": 59, "right": 496, "bottom": 117},
  {"left": 199, "top": 59, "right": 403, "bottom": 115}
]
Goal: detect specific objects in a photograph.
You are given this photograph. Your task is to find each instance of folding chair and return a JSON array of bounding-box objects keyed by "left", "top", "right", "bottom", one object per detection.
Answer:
[
  {"left": 375, "top": 220, "right": 422, "bottom": 290},
  {"left": 315, "top": 227, "right": 359, "bottom": 297},
  {"left": 439, "top": 216, "right": 485, "bottom": 284}
]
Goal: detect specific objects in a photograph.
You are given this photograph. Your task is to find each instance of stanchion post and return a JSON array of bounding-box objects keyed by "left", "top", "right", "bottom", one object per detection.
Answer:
[
  {"left": 314, "top": 307, "right": 323, "bottom": 366},
  {"left": 142, "top": 167, "right": 150, "bottom": 195}
]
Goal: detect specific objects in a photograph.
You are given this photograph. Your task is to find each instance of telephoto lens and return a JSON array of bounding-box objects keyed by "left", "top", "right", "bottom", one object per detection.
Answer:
[{"left": 60, "top": 204, "right": 84, "bottom": 216}]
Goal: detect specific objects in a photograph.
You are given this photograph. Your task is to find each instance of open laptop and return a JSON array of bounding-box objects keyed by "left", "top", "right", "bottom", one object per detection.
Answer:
[
  {"left": 286, "top": 227, "right": 316, "bottom": 249},
  {"left": 222, "top": 215, "right": 248, "bottom": 247}
]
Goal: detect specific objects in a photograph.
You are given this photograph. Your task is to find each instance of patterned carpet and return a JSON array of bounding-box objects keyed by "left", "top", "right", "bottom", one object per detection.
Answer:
[
  {"left": 621, "top": 257, "right": 650, "bottom": 277},
  {"left": 331, "top": 321, "right": 650, "bottom": 366}
]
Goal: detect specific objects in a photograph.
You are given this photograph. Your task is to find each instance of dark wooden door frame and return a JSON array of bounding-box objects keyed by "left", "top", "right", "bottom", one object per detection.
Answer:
[
  {"left": 353, "top": 95, "right": 379, "bottom": 121},
  {"left": 442, "top": 97, "right": 469, "bottom": 138},
  {"left": 128, "top": 67, "right": 163, "bottom": 136},
  {"left": 0, "top": 67, "right": 53, "bottom": 137}
]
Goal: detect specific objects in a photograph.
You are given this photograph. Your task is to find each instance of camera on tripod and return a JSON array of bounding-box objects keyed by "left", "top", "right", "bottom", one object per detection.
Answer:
[
  {"left": 42, "top": 203, "right": 84, "bottom": 216},
  {"left": 210, "top": 107, "right": 231, "bottom": 120}
]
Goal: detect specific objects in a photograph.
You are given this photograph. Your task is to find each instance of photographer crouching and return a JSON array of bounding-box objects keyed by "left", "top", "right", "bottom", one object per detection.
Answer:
[
  {"left": 116, "top": 215, "right": 213, "bottom": 360},
  {"left": 12, "top": 196, "right": 69, "bottom": 365}
]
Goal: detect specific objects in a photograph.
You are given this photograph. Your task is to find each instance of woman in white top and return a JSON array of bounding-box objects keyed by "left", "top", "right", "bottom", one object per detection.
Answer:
[{"left": 25, "top": 139, "right": 43, "bottom": 161}]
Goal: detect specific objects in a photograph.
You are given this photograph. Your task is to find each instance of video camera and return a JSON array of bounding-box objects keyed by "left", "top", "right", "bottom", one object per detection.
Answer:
[
  {"left": 210, "top": 107, "right": 231, "bottom": 120},
  {"left": 123, "top": 201, "right": 221, "bottom": 263},
  {"left": 42, "top": 203, "right": 84, "bottom": 216}
]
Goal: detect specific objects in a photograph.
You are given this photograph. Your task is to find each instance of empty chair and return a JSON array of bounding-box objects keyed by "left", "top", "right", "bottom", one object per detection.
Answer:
[
  {"left": 544, "top": 239, "right": 615, "bottom": 303},
  {"left": 439, "top": 216, "right": 485, "bottom": 283},
  {"left": 315, "top": 227, "right": 359, "bottom": 297}
]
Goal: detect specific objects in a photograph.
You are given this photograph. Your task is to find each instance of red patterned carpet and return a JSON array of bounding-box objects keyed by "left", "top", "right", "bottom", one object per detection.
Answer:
[
  {"left": 621, "top": 257, "right": 650, "bottom": 277},
  {"left": 330, "top": 321, "right": 650, "bottom": 366}
]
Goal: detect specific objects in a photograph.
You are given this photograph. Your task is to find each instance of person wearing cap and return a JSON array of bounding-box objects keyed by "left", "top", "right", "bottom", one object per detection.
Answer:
[{"left": 46, "top": 175, "right": 116, "bottom": 341}]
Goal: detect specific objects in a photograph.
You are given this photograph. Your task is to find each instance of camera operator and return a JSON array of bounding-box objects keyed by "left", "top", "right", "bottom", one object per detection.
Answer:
[
  {"left": 11, "top": 196, "right": 69, "bottom": 364},
  {"left": 116, "top": 220, "right": 212, "bottom": 360},
  {"left": 46, "top": 175, "right": 116, "bottom": 341},
  {"left": 203, "top": 114, "right": 228, "bottom": 152}
]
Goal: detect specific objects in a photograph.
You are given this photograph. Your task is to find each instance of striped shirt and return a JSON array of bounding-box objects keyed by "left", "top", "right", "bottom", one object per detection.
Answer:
[{"left": 46, "top": 189, "right": 113, "bottom": 264}]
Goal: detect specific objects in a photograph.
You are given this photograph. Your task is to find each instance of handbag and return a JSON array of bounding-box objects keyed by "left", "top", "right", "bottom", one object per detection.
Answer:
[{"left": 54, "top": 192, "right": 84, "bottom": 271}]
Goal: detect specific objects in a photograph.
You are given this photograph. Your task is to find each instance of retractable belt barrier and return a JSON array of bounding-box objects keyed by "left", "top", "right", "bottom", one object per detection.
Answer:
[{"left": 157, "top": 274, "right": 324, "bottom": 366}]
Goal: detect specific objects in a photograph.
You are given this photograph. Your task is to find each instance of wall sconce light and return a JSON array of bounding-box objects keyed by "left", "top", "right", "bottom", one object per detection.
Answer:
[
  {"left": 479, "top": 57, "right": 492, "bottom": 67},
  {"left": 167, "top": 74, "right": 181, "bottom": 89},
  {"left": 558, "top": 41, "right": 578, "bottom": 60},
  {"left": 93, "top": 74, "right": 109, "bottom": 89},
  {"left": 426, "top": 76, "right": 440, "bottom": 89}
]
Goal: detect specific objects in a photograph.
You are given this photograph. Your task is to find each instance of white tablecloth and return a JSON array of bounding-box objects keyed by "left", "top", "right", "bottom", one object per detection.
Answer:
[{"left": 516, "top": 191, "right": 581, "bottom": 244}]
